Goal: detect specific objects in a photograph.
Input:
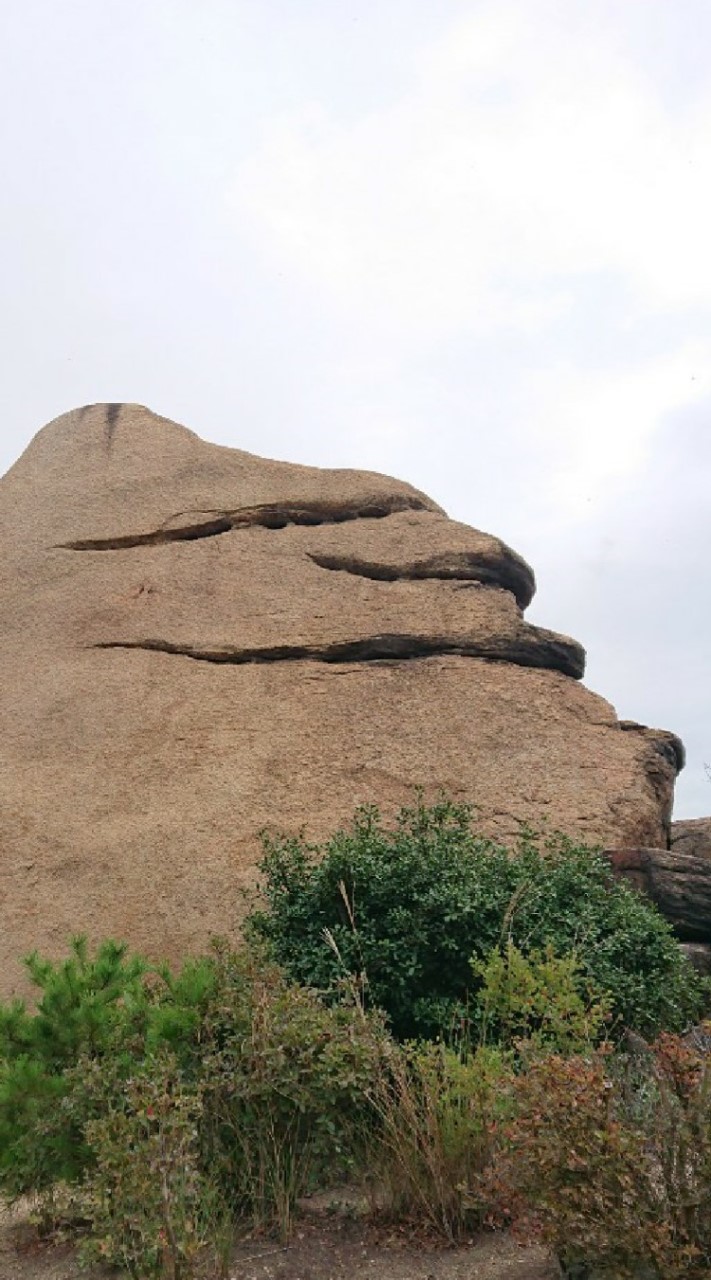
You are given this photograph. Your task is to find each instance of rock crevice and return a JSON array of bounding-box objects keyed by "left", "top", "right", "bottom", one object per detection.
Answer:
[
  {"left": 93, "top": 628, "right": 586, "bottom": 678},
  {"left": 307, "top": 550, "right": 534, "bottom": 610},
  {"left": 57, "top": 495, "right": 432, "bottom": 552}
]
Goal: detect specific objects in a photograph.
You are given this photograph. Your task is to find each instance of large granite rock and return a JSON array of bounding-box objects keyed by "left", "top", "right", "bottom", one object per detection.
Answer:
[{"left": 0, "top": 405, "right": 684, "bottom": 994}]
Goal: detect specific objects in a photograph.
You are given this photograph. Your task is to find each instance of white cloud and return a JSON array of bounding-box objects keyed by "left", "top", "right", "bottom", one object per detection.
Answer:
[
  {"left": 232, "top": 1, "right": 711, "bottom": 339},
  {"left": 227, "top": 0, "right": 711, "bottom": 544},
  {"left": 525, "top": 340, "right": 711, "bottom": 520}
]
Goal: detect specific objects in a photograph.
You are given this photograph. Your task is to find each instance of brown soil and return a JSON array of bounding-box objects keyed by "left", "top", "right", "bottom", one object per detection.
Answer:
[{"left": 1, "top": 1198, "right": 560, "bottom": 1280}]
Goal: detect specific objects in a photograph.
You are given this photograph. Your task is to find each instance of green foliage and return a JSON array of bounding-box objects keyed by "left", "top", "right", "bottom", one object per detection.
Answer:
[
  {"left": 0, "top": 934, "right": 385, "bottom": 1253},
  {"left": 248, "top": 799, "right": 517, "bottom": 1041},
  {"left": 2, "top": 797, "right": 708, "bottom": 1279},
  {"left": 196, "top": 944, "right": 383, "bottom": 1237},
  {"left": 78, "top": 1053, "right": 228, "bottom": 1280},
  {"left": 0, "top": 936, "right": 148, "bottom": 1197},
  {"left": 248, "top": 799, "right": 704, "bottom": 1041},
  {"left": 503, "top": 828, "right": 705, "bottom": 1039},
  {"left": 0, "top": 935, "right": 148, "bottom": 1070},
  {"left": 3, "top": 923, "right": 711, "bottom": 1278},
  {"left": 0, "top": 939, "right": 224, "bottom": 1203},
  {"left": 473, "top": 940, "right": 611, "bottom": 1056},
  {"left": 144, "top": 955, "right": 219, "bottom": 1068}
]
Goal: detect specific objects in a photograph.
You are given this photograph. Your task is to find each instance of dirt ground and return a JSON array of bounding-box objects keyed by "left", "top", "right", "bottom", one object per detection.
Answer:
[{"left": 1, "top": 1197, "right": 560, "bottom": 1280}]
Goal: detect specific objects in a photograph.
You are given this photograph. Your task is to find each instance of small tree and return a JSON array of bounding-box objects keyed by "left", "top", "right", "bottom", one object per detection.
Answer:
[{"left": 0, "top": 936, "right": 148, "bottom": 1197}]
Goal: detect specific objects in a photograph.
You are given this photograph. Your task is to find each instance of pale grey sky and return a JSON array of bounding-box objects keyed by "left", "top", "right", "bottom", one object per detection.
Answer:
[{"left": 2, "top": 0, "right": 710, "bottom": 817}]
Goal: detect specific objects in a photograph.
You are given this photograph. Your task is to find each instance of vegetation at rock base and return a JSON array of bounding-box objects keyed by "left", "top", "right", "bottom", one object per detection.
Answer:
[
  {"left": 472, "top": 940, "right": 611, "bottom": 1056},
  {"left": 2, "top": 799, "right": 711, "bottom": 1279},
  {"left": 498, "top": 1037, "right": 711, "bottom": 1279},
  {"left": 248, "top": 798, "right": 705, "bottom": 1040},
  {"left": 0, "top": 937, "right": 149, "bottom": 1199}
]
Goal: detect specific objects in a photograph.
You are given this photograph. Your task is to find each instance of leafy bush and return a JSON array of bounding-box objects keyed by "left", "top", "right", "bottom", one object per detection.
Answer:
[
  {"left": 499, "top": 1036, "right": 711, "bottom": 1279},
  {"left": 77, "top": 1052, "right": 228, "bottom": 1280},
  {"left": 196, "top": 944, "right": 383, "bottom": 1237},
  {"left": 0, "top": 934, "right": 385, "bottom": 1253},
  {"left": 473, "top": 940, "right": 610, "bottom": 1057},
  {"left": 624, "top": 1031, "right": 711, "bottom": 1277},
  {"left": 501, "top": 1049, "right": 670, "bottom": 1278},
  {"left": 248, "top": 799, "right": 704, "bottom": 1040}
]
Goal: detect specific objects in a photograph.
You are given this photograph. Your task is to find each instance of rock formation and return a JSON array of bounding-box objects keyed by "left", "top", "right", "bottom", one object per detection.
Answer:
[
  {"left": 0, "top": 404, "right": 685, "bottom": 995},
  {"left": 603, "top": 847, "right": 711, "bottom": 944},
  {"left": 671, "top": 818, "right": 711, "bottom": 861}
]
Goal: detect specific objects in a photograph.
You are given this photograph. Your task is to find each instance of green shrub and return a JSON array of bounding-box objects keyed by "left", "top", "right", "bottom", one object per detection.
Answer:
[
  {"left": 196, "top": 944, "right": 383, "bottom": 1237},
  {"left": 473, "top": 940, "right": 610, "bottom": 1057},
  {"left": 501, "top": 1037, "right": 711, "bottom": 1279},
  {"left": 77, "top": 1052, "right": 228, "bottom": 1280},
  {"left": 0, "top": 940, "right": 229, "bottom": 1208},
  {"left": 144, "top": 954, "right": 219, "bottom": 1070},
  {"left": 0, "top": 933, "right": 384, "bottom": 1245},
  {"left": 248, "top": 799, "right": 703, "bottom": 1041},
  {"left": 0, "top": 936, "right": 149, "bottom": 1198}
]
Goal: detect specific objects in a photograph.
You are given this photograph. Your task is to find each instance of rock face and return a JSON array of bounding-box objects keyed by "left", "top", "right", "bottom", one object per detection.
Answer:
[
  {"left": 671, "top": 818, "right": 711, "bottom": 861},
  {"left": 0, "top": 404, "right": 684, "bottom": 995},
  {"left": 679, "top": 943, "right": 711, "bottom": 978},
  {"left": 603, "top": 848, "right": 711, "bottom": 943}
]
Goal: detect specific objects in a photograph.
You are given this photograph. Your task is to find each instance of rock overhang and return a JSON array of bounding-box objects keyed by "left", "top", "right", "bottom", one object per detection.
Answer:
[{"left": 4, "top": 402, "right": 567, "bottom": 674}]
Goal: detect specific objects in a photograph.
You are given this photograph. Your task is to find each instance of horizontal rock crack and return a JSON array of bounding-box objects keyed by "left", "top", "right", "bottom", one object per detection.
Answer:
[
  {"left": 308, "top": 552, "right": 535, "bottom": 610},
  {"left": 57, "top": 496, "right": 431, "bottom": 551},
  {"left": 94, "top": 631, "right": 585, "bottom": 678}
]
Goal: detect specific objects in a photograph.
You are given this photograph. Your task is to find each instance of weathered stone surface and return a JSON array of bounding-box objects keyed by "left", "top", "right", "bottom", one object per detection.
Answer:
[
  {"left": 604, "top": 847, "right": 711, "bottom": 942},
  {"left": 679, "top": 943, "right": 711, "bottom": 977},
  {"left": 671, "top": 817, "right": 711, "bottom": 861},
  {"left": 0, "top": 405, "right": 684, "bottom": 995}
]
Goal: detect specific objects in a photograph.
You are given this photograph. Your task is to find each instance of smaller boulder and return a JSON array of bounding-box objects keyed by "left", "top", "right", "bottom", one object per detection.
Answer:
[
  {"left": 603, "top": 847, "right": 711, "bottom": 943},
  {"left": 671, "top": 817, "right": 711, "bottom": 861},
  {"left": 679, "top": 943, "right": 711, "bottom": 978}
]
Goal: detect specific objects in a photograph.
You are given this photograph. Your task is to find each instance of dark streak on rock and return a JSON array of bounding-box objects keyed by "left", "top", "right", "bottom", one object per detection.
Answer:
[
  {"left": 93, "top": 630, "right": 585, "bottom": 679},
  {"left": 106, "top": 403, "right": 122, "bottom": 450}
]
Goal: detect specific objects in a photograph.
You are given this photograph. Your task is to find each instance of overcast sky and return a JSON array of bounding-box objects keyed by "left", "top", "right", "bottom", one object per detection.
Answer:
[{"left": 2, "top": 1, "right": 710, "bottom": 818}]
